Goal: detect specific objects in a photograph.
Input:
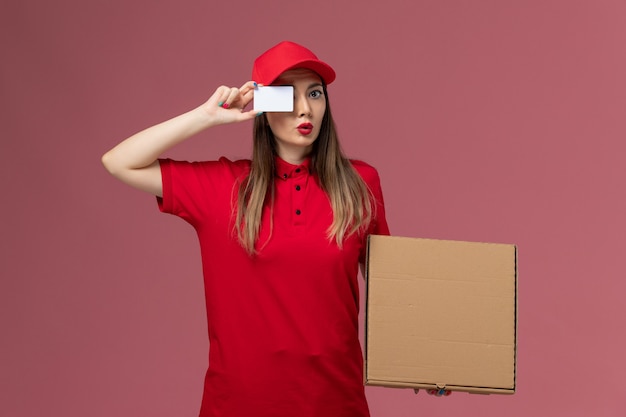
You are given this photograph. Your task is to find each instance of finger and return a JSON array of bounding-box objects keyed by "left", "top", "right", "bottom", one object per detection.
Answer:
[
  {"left": 222, "top": 87, "right": 241, "bottom": 109},
  {"left": 241, "top": 88, "right": 255, "bottom": 108},
  {"left": 240, "top": 108, "right": 263, "bottom": 120},
  {"left": 212, "top": 86, "right": 232, "bottom": 108},
  {"left": 426, "top": 388, "right": 451, "bottom": 397},
  {"left": 239, "top": 80, "right": 258, "bottom": 95},
  {"left": 238, "top": 81, "right": 258, "bottom": 108}
]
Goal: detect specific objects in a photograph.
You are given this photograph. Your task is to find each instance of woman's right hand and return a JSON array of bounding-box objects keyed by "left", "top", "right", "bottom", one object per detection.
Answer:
[{"left": 201, "top": 81, "right": 260, "bottom": 126}]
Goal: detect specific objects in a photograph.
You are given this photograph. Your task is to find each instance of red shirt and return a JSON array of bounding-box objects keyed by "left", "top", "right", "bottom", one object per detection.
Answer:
[{"left": 158, "top": 156, "right": 389, "bottom": 417}]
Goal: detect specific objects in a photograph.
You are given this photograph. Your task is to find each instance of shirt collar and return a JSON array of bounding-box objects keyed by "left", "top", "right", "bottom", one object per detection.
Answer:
[{"left": 275, "top": 155, "right": 312, "bottom": 180}]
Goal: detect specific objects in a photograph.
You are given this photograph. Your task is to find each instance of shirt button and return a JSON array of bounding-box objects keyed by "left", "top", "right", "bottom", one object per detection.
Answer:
[
  {"left": 295, "top": 209, "right": 301, "bottom": 215},
  {"left": 295, "top": 168, "right": 301, "bottom": 173},
  {"left": 283, "top": 173, "right": 288, "bottom": 179},
  {"left": 295, "top": 185, "right": 301, "bottom": 191}
]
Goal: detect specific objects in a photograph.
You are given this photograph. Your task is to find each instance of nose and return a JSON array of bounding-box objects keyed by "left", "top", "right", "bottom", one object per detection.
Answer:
[{"left": 294, "top": 94, "right": 311, "bottom": 117}]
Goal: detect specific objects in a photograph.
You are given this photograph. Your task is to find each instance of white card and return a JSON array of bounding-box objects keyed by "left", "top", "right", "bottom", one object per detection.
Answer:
[{"left": 253, "top": 86, "right": 293, "bottom": 112}]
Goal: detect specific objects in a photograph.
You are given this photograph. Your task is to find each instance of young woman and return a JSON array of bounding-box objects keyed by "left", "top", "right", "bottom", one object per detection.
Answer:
[{"left": 102, "top": 41, "right": 389, "bottom": 417}]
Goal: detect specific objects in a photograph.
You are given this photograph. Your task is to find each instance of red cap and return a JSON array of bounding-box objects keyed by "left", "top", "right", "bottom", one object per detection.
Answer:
[{"left": 252, "top": 41, "right": 336, "bottom": 85}]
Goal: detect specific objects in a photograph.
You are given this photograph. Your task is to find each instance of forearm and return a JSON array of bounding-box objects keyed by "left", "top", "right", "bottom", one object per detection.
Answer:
[{"left": 101, "top": 106, "right": 212, "bottom": 175}]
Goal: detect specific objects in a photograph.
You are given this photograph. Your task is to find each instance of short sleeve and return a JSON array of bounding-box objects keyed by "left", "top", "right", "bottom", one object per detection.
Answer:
[
  {"left": 367, "top": 167, "right": 390, "bottom": 237},
  {"left": 351, "top": 160, "right": 390, "bottom": 263},
  {"left": 157, "top": 157, "right": 250, "bottom": 227}
]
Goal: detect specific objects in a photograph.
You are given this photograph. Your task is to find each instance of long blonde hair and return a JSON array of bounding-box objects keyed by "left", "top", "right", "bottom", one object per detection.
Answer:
[{"left": 235, "top": 87, "right": 374, "bottom": 254}]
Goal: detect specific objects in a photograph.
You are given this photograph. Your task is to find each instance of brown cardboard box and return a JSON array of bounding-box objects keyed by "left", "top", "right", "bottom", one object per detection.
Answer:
[{"left": 364, "top": 235, "right": 517, "bottom": 394}]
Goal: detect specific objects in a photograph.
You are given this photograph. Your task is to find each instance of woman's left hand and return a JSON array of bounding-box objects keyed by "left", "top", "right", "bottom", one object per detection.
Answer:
[{"left": 413, "top": 388, "right": 452, "bottom": 397}]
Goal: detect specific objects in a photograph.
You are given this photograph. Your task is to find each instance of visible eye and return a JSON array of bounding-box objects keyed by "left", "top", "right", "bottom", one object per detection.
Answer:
[{"left": 309, "top": 89, "right": 323, "bottom": 99}]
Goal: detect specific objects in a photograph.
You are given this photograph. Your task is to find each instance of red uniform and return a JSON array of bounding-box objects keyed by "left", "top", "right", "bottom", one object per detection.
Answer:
[{"left": 158, "top": 156, "right": 389, "bottom": 417}]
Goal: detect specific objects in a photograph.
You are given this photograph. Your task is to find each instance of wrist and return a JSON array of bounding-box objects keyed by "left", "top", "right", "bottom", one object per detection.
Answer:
[{"left": 189, "top": 105, "right": 219, "bottom": 130}]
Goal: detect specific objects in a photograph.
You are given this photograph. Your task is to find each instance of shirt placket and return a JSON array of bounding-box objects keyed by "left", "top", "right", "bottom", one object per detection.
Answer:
[{"left": 291, "top": 165, "right": 309, "bottom": 229}]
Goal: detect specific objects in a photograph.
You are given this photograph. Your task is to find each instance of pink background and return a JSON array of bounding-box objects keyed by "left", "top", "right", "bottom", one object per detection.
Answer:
[{"left": 2, "top": 0, "right": 625, "bottom": 416}]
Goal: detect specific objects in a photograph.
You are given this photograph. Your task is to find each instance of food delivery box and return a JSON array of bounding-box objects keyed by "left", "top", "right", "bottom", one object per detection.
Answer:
[{"left": 364, "top": 235, "right": 517, "bottom": 394}]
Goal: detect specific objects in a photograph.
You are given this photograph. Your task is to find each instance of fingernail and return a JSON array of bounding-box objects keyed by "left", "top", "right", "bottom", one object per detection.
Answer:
[
  {"left": 218, "top": 101, "right": 223, "bottom": 107},
  {"left": 222, "top": 103, "right": 230, "bottom": 109},
  {"left": 256, "top": 111, "right": 264, "bottom": 117},
  {"left": 253, "top": 82, "right": 258, "bottom": 87}
]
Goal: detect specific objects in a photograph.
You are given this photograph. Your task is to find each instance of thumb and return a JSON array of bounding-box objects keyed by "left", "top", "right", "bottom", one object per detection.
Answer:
[{"left": 240, "top": 109, "right": 264, "bottom": 121}]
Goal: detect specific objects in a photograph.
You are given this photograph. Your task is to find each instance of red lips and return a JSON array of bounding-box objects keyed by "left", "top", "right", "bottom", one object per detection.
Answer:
[{"left": 297, "top": 123, "right": 313, "bottom": 136}]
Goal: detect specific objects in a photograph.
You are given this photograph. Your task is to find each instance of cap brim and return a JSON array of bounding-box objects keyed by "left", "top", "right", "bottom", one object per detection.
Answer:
[{"left": 269, "top": 60, "right": 336, "bottom": 85}]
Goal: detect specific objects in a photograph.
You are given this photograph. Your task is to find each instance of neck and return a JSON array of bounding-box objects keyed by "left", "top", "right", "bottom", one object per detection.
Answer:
[{"left": 275, "top": 144, "right": 312, "bottom": 165}]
